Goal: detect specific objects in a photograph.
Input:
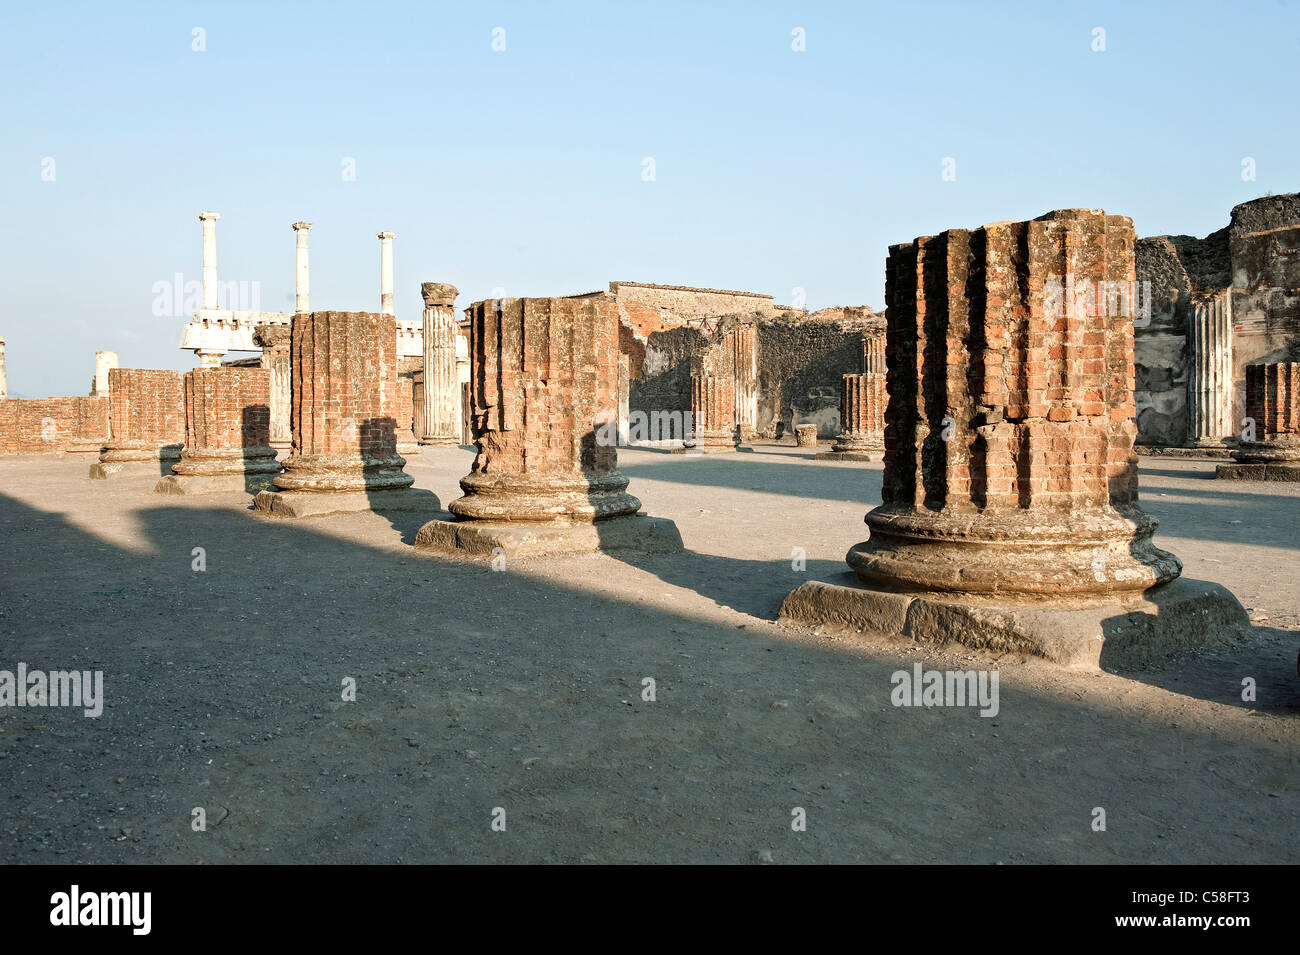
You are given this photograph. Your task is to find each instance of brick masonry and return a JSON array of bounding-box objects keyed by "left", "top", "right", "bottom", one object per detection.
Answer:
[{"left": 0, "top": 396, "right": 108, "bottom": 454}]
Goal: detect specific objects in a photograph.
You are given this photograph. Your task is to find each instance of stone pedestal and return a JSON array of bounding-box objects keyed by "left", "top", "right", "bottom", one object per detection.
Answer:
[
  {"left": 415, "top": 296, "right": 680, "bottom": 557},
  {"left": 817, "top": 372, "right": 885, "bottom": 461},
  {"left": 1217, "top": 362, "right": 1300, "bottom": 481},
  {"left": 418, "top": 282, "right": 461, "bottom": 445},
  {"left": 781, "top": 209, "right": 1247, "bottom": 667},
  {"left": 1186, "top": 290, "right": 1234, "bottom": 448},
  {"left": 680, "top": 370, "right": 740, "bottom": 452},
  {"left": 794, "top": 423, "right": 818, "bottom": 447},
  {"left": 155, "top": 367, "right": 280, "bottom": 494},
  {"left": 89, "top": 368, "right": 185, "bottom": 479},
  {"left": 253, "top": 324, "right": 292, "bottom": 451},
  {"left": 253, "top": 311, "right": 436, "bottom": 518}
]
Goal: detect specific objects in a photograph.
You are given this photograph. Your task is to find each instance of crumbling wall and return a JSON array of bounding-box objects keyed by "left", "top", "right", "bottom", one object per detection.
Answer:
[{"left": 0, "top": 396, "right": 108, "bottom": 454}]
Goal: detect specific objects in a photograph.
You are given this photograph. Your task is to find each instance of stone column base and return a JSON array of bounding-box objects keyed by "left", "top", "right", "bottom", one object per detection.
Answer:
[
  {"left": 813, "top": 451, "right": 875, "bottom": 462},
  {"left": 778, "top": 573, "right": 1249, "bottom": 668},
  {"left": 253, "top": 487, "right": 440, "bottom": 519},
  {"left": 89, "top": 444, "right": 182, "bottom": 479},
  {"left": 414, "top": 513, "right": 683, "bottom": 559},
  {"left": 418, "top": 434, "right": 461, "bottom": 447},
  {"left": 1216, "top": 462, "right": 1300, "bottom": 482}
]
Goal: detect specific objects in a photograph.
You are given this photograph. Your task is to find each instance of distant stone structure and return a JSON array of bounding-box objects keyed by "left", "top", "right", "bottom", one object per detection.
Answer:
[
  {"left": 783, "top": 209, "right": 1248, "bottom": 667},
  {"left": 88, "top": 369, "right": 185, "bottom": 478},
  {"left": 253, "top": 311, "right": 435, "bottom": 518},
  {"left": 1136, "top": 193, "right": 1300, "bottom": 447},
  {"left": 416, "top": 295, "right": 681, "bottom": 557},
  {"left": 252, "top": 324, "right": 291, "bottom": 451},
  {"left": 817, "top": 334, "right": 886, "bottom": 461},
  {"left": 1217, "top": 362, "right": 1300, "bottom": 480},
  {"left": 92, "top": 351, "right": 118, "bottom": 398},
  {"left": 156, "top": 367, "right": 280, "bottom": 494},
  {"left": 419, "top": 282, "right": 460, "bottom": 445}
]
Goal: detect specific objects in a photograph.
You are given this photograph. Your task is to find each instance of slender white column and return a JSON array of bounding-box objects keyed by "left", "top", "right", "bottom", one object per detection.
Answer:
[
  {"left": 94, "top": 351, "right": 118, "bottom": 396},
  {"left": 378, "top": 231, "right": 395, "bottom": 316},
  {"left": 419, "top": 282, "right": 460, "bottom": 444},
  {"left": 199, "top": 211, "right": 220, "bottom": 310},
  {"left": 0, "top": 337, "right": 7, "bottom": 398},
  {"left": 292, "top": 222, "right": 312, "bottom": 314}
]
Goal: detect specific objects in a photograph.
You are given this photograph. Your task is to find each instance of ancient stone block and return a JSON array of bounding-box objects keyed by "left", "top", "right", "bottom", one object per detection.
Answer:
[
  {"left": 1217, "top": 361, "right": 1300, "bottom": 480},
  {"left": 253, "top": 311, "right": 436, "bottom": 517},
  {"left": 415, "top": 296, "right": 678, "bottom": 556},
  {"left": 794, "top": 423, "right": 819, "bottom": 447},
  {"left": 155, "top": 367, "right": 280, "bottom": 494}
]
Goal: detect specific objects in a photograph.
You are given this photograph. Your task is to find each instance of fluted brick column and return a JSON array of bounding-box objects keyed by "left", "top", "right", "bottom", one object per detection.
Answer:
[
  {"left": 847, "top": 209, "right": 1180, "bottom": 596},
  {"left": 419, "top": 282, "right": 460, "bottom": 445},
  {"left": 687, "top": 366, "right": 740, "bottom": 452},
  {"left": 89, "top": 368, "right": 185, "bottom": 479},
  {"left": 1186, "top": 290, "right": 1234, "bottom": 447},
  {"left": 829, "top": 372, "right": 885, "bottom": 455},
  {"left": 253, "top": 311, "right": 435, "bottom": 517},
  {"left": 415, "top": 295, "right": 679, "bottom": 557},
  {"left": 156, "top": 367, "right": 280, "bottom": 494},
  {"left": 862, "top": 334, "right": 885, "bottom": 375},
  {"left": 1218, "top": 362, "right": 1300, "bottom": 480}
]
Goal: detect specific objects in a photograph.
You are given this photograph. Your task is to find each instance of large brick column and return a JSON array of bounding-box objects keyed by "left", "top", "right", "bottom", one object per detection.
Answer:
[
  {"left": 819, "top": 372, "right": 885, "bottom": 459},
  {"left": 781, "top": 209, "right": 1246, "bottom": 667},
  {"left": 685, "top": 367, "right": 741, "bottom": 452},
  {"left": 155, "top": 367, "right": 280, "bottom": 494},
  {"left": 415, "top": 296, "right": 680, "bottom": 557},
  {"left": 253, "top": 311, "right": 436, "bottom": 518},
  {"left": 418, "top": 282, "right": 460, "bottom": 445},
  {"left": 89, "top": 369, "right": 185, "bottom": 479},
  {"left": 1217, "top": 361, "right": 1300, "bottom": 481}
]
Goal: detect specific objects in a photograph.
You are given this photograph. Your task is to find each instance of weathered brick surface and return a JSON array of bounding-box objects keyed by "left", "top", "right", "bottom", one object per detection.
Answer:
[
  {"left": 688, "top": 369, "right": 740, "bottom": 450},
  {"left": 451, "top": 296, "right": 639, "bottom": 522},
  {"left": 831, "top": 372, "right": 885, "bottom": 452},
  {"left": 183, "top": 367, "right": 272, "bottom": 451},
  {"left": 849, "top": 209, "right": 1181, "bottom": 597},
  {"left": 1244, "top": 362, "right": 1300, "bottom": 436},
  {"left": 269, "top": 311, "right": 413, "bottom": 493},
  {"left": 105, "top": 368, "right": 185, "bottom": 451},
  {"left": 0, "top": 396, "right": 108, "bottom": 454}
]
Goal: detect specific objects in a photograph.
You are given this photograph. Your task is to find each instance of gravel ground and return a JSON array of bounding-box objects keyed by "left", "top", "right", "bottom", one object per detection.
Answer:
[{"left": 0, "top": 446, "right": 1295, "bottom": 864}]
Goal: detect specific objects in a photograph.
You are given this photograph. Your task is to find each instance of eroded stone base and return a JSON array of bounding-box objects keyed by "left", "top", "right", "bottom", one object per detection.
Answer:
[
  {"left": 813, "top": 451, "right": 875, "bottom": 462},
  {"left": 89, "top": 459, "right": 176, "bottom": 480},
  {"left": 670, "top": 445, "right": 736, "bottom": 455},
  {"left": 155, "top": 472, "right": 280, "bottom": 495},
  {"left": 414, "top": 513, "right": 684, "bottom": 559},
  {"left": 1216, "top": 462, "right": 1300, "bottom": 481},
  {"left": 254, "top": 487, "right": 439, "bottom": 519},
  {"left": 778, "top": 574, "right": 1248, "bottom": 668}
]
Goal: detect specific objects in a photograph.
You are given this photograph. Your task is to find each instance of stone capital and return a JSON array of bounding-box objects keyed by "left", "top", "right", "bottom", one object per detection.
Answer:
[
  {"left": 199, "top": 211, "right": 221, "bottom": 221},
  {"left": 421, "top": 282, "right": 459, "bottom": 307},
  {"left": 292, "top": 221, "right": 312, "bottom": 232},
  {"left": 377, "top": 231, "right": 395, "bottom": 240}
]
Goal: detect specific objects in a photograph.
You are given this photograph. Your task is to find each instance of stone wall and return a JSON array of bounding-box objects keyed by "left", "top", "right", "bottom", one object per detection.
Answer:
[
  {"left": 601, "top": 282, "right": 781, "bottom": 337},
  {"left": 1136, "top": 193, "right": 1300, "bottom": 445},
  {"left": 0, "top": 396, "right": 108, "bottom": 454},
  {"left": 106, "top": 368, "right": 186, "bottom": 449}
]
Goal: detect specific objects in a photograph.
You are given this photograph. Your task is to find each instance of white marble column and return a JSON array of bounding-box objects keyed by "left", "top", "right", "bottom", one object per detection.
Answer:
[
  {"left": 0, "top": 337, "right": 7, "bottom": 399},
  {"left": 292, "top": 222, "right": 312, "bottom": 314},
  {"left": 1187, "top": 290, "right": 1234, "bottom": 447},
  {"left": 419, "top": 282, "right": 459, "bottom": 444},
  {"left": 94, "top": 351, "right": 118, "bottom": 396},
  {"left": 199, "top": 211, "right": 220, "bottom": 310},
  {"left": 378, "top": 232, "right": 395, "bottom": 316}
]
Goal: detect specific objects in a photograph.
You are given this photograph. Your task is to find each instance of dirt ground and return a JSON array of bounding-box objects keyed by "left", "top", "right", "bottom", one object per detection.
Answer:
[{"left": 0, "top": 446, "right": 1296, "bottom": 864}]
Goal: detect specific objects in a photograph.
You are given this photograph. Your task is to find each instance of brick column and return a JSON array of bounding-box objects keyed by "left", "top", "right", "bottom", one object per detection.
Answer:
[
  {"left": 823, "top": 372, "right": 885, "bottom": 458},
  {"left": 1186, "top": 290, "right": 1234, "bottom": 447},
  {"left": 847, "top": 209, "right": 1180, "bottom": 596},
  {"left": 416, "top": 296, "right": 680, "bottom": 557},
  {"left": 156, "top": 367, "right": 280, "bottom": 494},
  {"left": 727, "top": 323, "right": 758, "bottom": 440},
  {"left": 685, "top": 363, "right": 740, "bottom": 452},
  {"left": 89, "top": 369, "right": 185, "bottom": 479},
  {"left": 1218, "top": 361, "right": 1300, "bottom": 480},
  {"left": 418, "top": 282, "right": 460, "bottom": 445},
  {"left": 253, "top": 324, "right": 291, "bottom": 451},
  {"left": 253, "top": 311, "right": 436, "bottom": 517}
]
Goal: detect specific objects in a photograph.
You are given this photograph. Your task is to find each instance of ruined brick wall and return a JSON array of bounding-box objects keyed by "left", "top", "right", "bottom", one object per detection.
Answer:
[
  {"left": 1245, "top": 362, "right": 1300, "bottom": 437},
  {"left": 608, "top": 282, "right": 779, "bottom": 337},
  {"left": 107, "top": 369, "right": 185, "bottom": 448},
  {"left": 292, "top": 311, "right": 400, "bottom": 458},
  {"left": 1136, "top": 192, "right": 1300, "bottom": 445},
  {"left": 0, "top": 396, "right": 108, "bottom": 454},
  {"left": 184, "top": 367, "right": 271, "bottom": 451}
]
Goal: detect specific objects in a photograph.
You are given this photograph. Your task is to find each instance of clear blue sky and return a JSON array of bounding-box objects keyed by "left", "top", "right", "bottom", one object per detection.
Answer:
[{"left": 1, "top": 0, "right": 1296, "bottom": 397}]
